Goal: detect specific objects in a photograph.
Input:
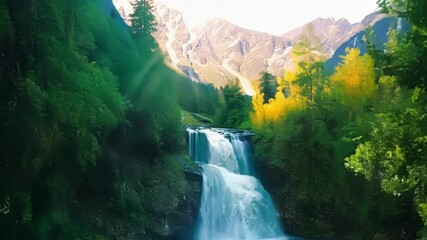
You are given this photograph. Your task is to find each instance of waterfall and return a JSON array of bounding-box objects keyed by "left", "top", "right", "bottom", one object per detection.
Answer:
[
  {"left": 397, "top": 17, "right": 402, "bottom": 33},
  {"left": 230, "top": 133, "right": 253, "bottom": 176},
  {"left": 188, "top": 127, "right": 288, "bottom": 240}
]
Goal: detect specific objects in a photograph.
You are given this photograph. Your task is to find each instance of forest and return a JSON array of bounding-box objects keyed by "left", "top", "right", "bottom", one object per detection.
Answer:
[
  {"left": 220, "top": 0, "right": 427, "bottom": 238},
  {"left": 0, "top": 0, "right": 426, "bottom": 239},
  {"left": 0, "top": 0, "right": 220, "bottom": 238}
]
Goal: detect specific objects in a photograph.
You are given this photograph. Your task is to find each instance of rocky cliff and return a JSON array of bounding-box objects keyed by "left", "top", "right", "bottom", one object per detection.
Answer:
[{"left": 113, "top": 1, "right": 384, "bottom": 95}]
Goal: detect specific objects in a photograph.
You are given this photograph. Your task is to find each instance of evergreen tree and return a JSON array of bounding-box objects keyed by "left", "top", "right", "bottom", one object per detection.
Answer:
[
  {"left": 259, "top": 71, "right": 277, "bottom": 104},
  {"left": 130, "top": 0, "right": 158, "bottom": 53},
  {"left": 218, "top": 80, "right": 250, "bottom": 128},
  {"left": 292, "top": 24, "right": 326, "bottom": 108}
]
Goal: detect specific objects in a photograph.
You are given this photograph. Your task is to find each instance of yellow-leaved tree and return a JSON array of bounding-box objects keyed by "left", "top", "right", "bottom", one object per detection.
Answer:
[
  {"left": 251, "top": 80, "right": 266, "bottom": 128},
  {"left": 330, "top": 48, "right": 377, "bottom": 120},
  {"left": 250, "top": 70, "right": 305, "bottom": 129}
]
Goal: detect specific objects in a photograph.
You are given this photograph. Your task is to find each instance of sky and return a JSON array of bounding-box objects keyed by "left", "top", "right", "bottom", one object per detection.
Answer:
[{"left": 156, "top": 0, "right": 379, "bottom": 35}]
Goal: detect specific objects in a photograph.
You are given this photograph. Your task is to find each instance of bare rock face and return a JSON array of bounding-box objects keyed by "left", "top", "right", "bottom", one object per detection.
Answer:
[
  {"left": 112, "top": 1, "right": 382, "bottom": 95},
  {"left": 183, "top": 18, "right": 293, "bottom": 95},
  {"left": 347, "top": 11, "right": 388, "bottom": 38},
  {"left": 282, "top": 17, "right": 353, "bottom": 55},
  {"left": 154, "top": 2, "right": 192, "bottom": 67},
  {"left": 113, "top": 0, "right": 133, "bottom": 25},
  {"left": 112, "top": 1, "right": 294, "bottom": 95}
]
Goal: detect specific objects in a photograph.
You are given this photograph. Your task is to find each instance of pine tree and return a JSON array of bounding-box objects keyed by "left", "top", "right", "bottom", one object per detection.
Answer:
[
  {"left": 292, "top": 24, "right": 326, "bottom": 108},
  {"left": 130, "top": 0, "right": 158, "bottom": 53},
  {"left": 259, "top": 71, "right": 277, "bottom": 104}
]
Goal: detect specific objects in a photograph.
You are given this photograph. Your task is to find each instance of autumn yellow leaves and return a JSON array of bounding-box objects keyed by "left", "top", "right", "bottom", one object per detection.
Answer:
[
  {"left": 250, "top": 47, "right": 377, "bottom": 128},
  {"left": 251, "top": 71, "right": 305, "bottom": 128},
  {"left": 331, "top": 48, "right": 376, "bottom": 118}
]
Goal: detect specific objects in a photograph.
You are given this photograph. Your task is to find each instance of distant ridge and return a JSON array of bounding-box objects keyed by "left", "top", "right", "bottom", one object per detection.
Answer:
[{"left": 113, "top": 0, "right": 390, "bottom": 94}]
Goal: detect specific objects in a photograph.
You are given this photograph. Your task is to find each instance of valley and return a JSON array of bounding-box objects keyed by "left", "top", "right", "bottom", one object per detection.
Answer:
[{"left": 1, "top": 0, "right": 426, "bottom": 239}]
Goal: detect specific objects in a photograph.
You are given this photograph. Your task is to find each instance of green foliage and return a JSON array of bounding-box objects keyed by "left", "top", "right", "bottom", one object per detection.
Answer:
[
  {"left": 11, "top": 192, "right": 33, "bottom": 224},
  {"left": 259, "top": 71, "right": 278, "bottom": 104},
  {"left": 376, "top": 0, "right": 427, "bottom": 88},
  {"left": 419, "top": 203, "right": 427, "bottom": 226},
  {"left": 296, "top": 61, "right": 326, "bottom": 104},
  {"left": 130, "top": 0, "right": 158, "bottom": 53},
  {"left": 175, "top": 77, "right": 221, "bottom": 116},
  {"left": 0, "top": 2, "right": 13, "bottom": 44},
  {"left": 0, "top": 0, "right": 210, "bottom": 238},
  {"left": 378, "top": 0, "right": 427, "bottom": 32},
  {"left": 341, "top": 2, "right": 427, "bottom": 234},
  {"left": 346, "top": 90, "right": 427, "bottom": 227},
  {"left": 217, "top": 80, "right": 251, "bottom": 128},
  {"left": 292, "top": 24, "right": 327, "bottom": 107},
  {"left": 253, "top": 106, "right": 357, "bottom": 238},
  {"left": 250, "top": 9, "right": 427, "bottom": 237}
]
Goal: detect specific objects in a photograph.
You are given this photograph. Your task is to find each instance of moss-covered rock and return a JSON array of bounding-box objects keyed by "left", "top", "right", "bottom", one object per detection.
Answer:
[{"left": 98, "top": 152, "right": 202, "bottom": 239}]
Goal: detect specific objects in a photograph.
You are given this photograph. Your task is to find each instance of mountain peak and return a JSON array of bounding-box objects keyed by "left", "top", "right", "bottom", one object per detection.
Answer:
[
  {"left": 200, "top": 18, "right": 239, "bottom": 31},
  {"left": 155, "top": 1, "right": 185, "bottom": 24},
  {"left": 113, "top": 1, "right": 380, "bottom": 95},
  {"left": 156, "top": 1, "right": 182, "bottom": 16},
  {"left": 207, "top": 17, "right": 233, "bottom": 24},
  {"left": 346, "top": 11, "right": 388, "bottom": 39},
  {"left": 282, "top": 17, "right": 353, "bottom": 54}
]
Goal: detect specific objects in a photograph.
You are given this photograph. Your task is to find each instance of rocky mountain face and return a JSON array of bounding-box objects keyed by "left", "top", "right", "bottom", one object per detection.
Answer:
[
  {"left": 348, "top": 11, "right": 388, "bottom": 37},
  {"left": 152, "top": 2, "right": 296, "bottom": 95},
  {"left": 160, "top": 17, "right": 295, "bottom": 95},
  {"left": 113, "top": 0, "right": 133, "bottom": 24},
  {"left": 325, "top": 15, "right": 410, "bottom": 71},
  {"left": 282, "top": 17, "right": 353, "bottom": 55},
  {"left": 113, "top": 0, "right": 382, "bottom": 94}
]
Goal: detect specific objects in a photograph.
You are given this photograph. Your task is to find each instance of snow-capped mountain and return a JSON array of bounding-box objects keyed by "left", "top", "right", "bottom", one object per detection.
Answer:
[{"left": 112, "top": 0, "right": 382, "bottom": 95}]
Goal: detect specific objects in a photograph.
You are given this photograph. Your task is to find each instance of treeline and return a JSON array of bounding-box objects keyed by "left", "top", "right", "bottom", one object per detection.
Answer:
[
  {"left": 0, "top": 0, "right": 220, "bottom": 238},
  {"left": 224, "top": 0, "right": 427, "bottom": 238}
]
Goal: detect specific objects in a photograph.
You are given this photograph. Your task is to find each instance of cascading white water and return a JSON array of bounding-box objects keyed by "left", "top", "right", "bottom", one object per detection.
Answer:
[
  {"left": 201, "top": 129, "right": 240, "bottom": 173},
  {"left": 188, "top": 127, "right": 289, "bottom": 240},
  {"left": 230, "top": 134, "right": 252, "bottom": 176}
]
